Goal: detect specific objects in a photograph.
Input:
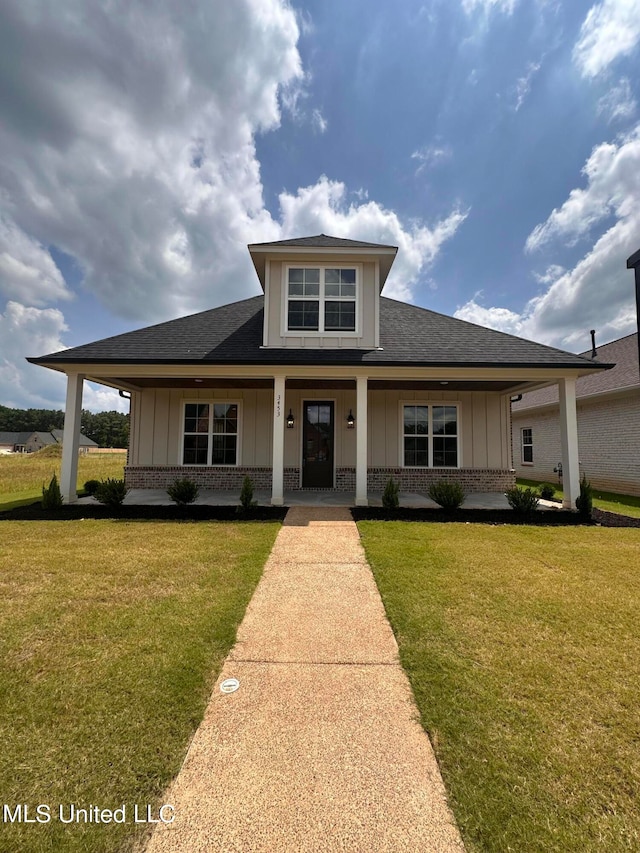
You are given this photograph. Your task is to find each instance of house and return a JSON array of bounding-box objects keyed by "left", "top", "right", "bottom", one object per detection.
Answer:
[
  {"left": 28, "top": 234, "right": 609, "bottom": 507},
  {"left": 512, "top": 332, "right": 640, "bottom": 496},
  {"left": 0, "top": 430, "right": 99, "bottom": 454}
]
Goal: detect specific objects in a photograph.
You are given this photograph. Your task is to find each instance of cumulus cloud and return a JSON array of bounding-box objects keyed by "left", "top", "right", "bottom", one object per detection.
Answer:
[
  {"left": 277, "top": 177, "right": 468, "bottom": 301},
  {"left": 456, "top": 124, "right": 640, "bottom": 349},
  {"left": 573, "top": 0, "right": 640, "bottom": 78},
  {"left": 0, "top": 0, "right": 466, "bottom": 412}
]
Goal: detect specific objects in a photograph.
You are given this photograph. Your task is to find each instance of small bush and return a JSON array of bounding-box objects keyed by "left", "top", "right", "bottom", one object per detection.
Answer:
[
  {"left": 84, "top": 479, "right": 101, "bottom": 496},
  {"left": 506, "top": 486, "right": 539, "bottom": 515},
  {"left": 167, "top": 478, "right": 199, "bottom": 505},
  {"left": 538, "top": 482, "right": 556, "bottom": 500},
  {"left": 238, "top": 476, "right": 257, "bottom": 511},
  {"left": 41, "top": 473, "right": 63, "bottom": 509},
  {"left": 94, "top": 478, "right": 128, "bottom": 507},
  {"left": 382, "top": 477, "right": 400, "bottom": 510},
  {"left": 576, "top": 473, "right": 593, "bottom": 519},
  {"left": 428, "top": 480, "right": 465, "bottom": 511}
]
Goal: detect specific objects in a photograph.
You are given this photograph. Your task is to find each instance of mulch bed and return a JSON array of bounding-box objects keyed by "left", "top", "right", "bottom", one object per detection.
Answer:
[
  {"left": 0, "top": 504, "right": 288, "bottom": 522},
  {"left": 352, "top": 506, "right": 640, "bottom": 527}
]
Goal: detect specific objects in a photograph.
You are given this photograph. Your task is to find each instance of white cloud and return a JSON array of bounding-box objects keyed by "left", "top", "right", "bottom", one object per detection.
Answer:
[
  {"left": 411, "top": 145, "right": 453, "bottom": 175},
  {"left": 514, "top": 62, "right": 542, "bottom": 111},
  {"left": 573, "top": 0, "right": 640, "bottom": 78},
  {"left": 277, "top": 177, "right": 468, "bottom": 301},
  {"left": 0, "top": 219, "right": 71, "bottom": 306},
  {"left": 457, "top": 124, "right": 640, "bottom": 350},
  {"left": 597, "top": 77, "right": 637, "bottom": 122},
  {"left": 461, "top": 0, "right": 518, "bottom": 15}
]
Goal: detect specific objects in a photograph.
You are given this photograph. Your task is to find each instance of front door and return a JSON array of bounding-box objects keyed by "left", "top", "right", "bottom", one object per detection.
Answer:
[{"left": 302, "top": 401, "right": 334, "bottom": 488}]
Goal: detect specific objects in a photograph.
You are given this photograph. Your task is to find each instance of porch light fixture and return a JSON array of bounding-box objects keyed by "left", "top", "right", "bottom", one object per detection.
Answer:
[
  {"left": 346, "top": 409, "right": 355, "bottom": 429},
  {"left": 286, "top": 409, "right": 295, "bottom": 428}
]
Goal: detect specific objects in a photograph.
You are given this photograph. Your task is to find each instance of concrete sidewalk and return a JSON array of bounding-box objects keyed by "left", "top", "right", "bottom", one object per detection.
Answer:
[{"left": 146, "top": 507, "right": 465, "bottom": 852}]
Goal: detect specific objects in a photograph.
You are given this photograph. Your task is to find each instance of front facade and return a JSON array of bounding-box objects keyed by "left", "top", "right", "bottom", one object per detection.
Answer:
[
  {"left": 512, "top": 333, "right": 640, "bottom": 496},
  {"left": 29, "top": 235, "right": 609, "bottom": 507}
]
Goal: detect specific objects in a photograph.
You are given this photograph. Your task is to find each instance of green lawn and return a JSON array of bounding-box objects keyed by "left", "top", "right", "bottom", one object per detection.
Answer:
[
  {"left": 517, "top": 478, "right": 640, "bottom": 519},
  {"left": 359, "top": 521, "right": 640, "bottom": 853},
  {"left": 0, "top": 449, "right": 127, "bottom": 509},
  {"left": 0, "top": 519, "right": 279, "bottom": 853}
]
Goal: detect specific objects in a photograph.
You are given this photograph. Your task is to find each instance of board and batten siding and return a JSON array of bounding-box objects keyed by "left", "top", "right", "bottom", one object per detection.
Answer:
[
  {"left": 512, "top": 391, "right": 640, "bottom": 496},
  {"left": 129, "top": 386, "right": 511, "bottom": 470}
]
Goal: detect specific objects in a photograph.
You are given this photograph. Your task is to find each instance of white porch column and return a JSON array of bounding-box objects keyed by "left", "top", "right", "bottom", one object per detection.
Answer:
[
  {"left": 355, "top": 375, "right": 368, "bottom": 506},
  {"left": 559, "top": 377, "right": 580, "bottom": 509},
  {"left": 61, "top": 373, "right": 85, "bottom": 503},
  {"left": 271, "top": 374, "right": 286, "bottom": 506}
]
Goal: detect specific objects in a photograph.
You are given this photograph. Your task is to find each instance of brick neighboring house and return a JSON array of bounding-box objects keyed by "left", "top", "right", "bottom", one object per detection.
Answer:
[
  {"left": 512, "top": 333, "right": 640, "bottom": 496},
  {"left": 28, "top": 234, "right": 609, "bottom": 506},
  {"left": 0, "top": 430, "right": 98, "bottom": 454}
]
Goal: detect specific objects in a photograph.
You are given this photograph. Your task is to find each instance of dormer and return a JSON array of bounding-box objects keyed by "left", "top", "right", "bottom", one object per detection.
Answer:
[{"left": 248, "top": 235, "right": 398, "bottom": 349}]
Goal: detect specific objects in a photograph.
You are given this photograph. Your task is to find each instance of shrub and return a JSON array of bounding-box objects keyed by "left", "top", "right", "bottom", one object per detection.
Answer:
[
  {"left": 538, "top": 482, "right": 556, "bottom": 500},
  {"left": 84, "top": 479, "right": 101, "bottom": 496},
  {"left": 428, "top": 480, "right": 465, "bottom": 511},
  {"left": 94, "top": 478, "right": 129, "bottom": 507},
  {"left": 238, "top": 476, "right": 257, "bottom": 511},
  {"left": 575, "top": 473, "right": 593, "bottom": 519},
  {"left": 41, "top": 473, "right": 63, "bottom": 509},
  {"left": 382, "top": 477, "right": 400, "bottom": 510},
  {"left": 506, "top": 486, "right": 539, "bottom": 515},
  {"left": 167, "top": 478, "right": 199, "bottom": 505}
]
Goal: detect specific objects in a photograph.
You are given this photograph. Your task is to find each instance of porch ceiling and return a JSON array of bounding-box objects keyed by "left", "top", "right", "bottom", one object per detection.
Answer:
[{"left": 97, "top": 376, "right": 518, "bottom": 393}]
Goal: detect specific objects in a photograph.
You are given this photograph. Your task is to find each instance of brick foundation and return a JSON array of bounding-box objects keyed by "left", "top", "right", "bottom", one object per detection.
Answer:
[{"left": 125, "top": 465, "right": 514, "bottom": 493}]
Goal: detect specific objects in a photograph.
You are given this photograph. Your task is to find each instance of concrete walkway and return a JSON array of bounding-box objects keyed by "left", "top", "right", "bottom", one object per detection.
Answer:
[{"left": 146, "top": 507, "right": 465, "bottom": 853}]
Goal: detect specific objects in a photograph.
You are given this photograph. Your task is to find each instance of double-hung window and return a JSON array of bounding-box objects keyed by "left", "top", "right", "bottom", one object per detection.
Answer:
[
  {"left": 182, "top": 402, "right": 239, "bottom": 466},
  {"left": 287, "top": 266, "right": 357, "bottom": 333},
  {"left": 521, "top": 428, "right": 533, "bottom": 464},
  {"left": 402, "top": 404, "right": 459, "bottom": 468}
]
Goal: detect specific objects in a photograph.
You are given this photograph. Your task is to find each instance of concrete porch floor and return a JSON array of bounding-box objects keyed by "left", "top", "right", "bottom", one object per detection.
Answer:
[{"left": 78, "top": 488, "right": 517, "bottom": 509}]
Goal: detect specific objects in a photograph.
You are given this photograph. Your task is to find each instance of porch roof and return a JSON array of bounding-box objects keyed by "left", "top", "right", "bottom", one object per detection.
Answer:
[{"left": 29, "top": 295, "right": 611, "bottom": 374}]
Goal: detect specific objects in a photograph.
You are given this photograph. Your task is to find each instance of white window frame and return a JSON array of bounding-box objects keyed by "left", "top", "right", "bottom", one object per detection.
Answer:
[
  {"left": 399, "top": 402, "right": 461, "bottom": 469},
  {"left": 180, "top": 400, "right": 242, "bottom": 467},
  {"left": 282, "top": 263, "right": 361, "bottom": 337},
  {"left": 521, "top": 427, "right": 533, "bottom": 465}
]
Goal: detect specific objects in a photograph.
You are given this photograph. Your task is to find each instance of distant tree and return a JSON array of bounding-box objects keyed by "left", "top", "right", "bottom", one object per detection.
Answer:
[{"left": 0, "top": 404, "right": 128, "bottom": 447}]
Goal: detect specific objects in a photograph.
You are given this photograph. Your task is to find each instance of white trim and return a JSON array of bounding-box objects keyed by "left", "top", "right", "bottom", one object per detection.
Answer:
[
  {"left": 398, "top": 401, "right": 461, "bottom": 469},
  {"left": 180, "top": 399, "right": 242, "bottom": 467},
  {"left": 272, "top": 376, "right": 286, "bottom": 505},
  {"left": 520, "top": 426, "right": 533, "bottom": 465},
  {"left": 281, "top": 263, "right": 362, "bottom": 338}
]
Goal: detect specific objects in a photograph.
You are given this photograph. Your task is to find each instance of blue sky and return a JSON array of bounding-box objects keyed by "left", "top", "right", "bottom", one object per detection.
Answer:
[{"left": 1, "top": 0, "right": 639, "bottom": 412}]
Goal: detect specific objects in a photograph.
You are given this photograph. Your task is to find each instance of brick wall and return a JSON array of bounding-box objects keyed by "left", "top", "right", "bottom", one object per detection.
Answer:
[
  {"left": 512, "top": 391, "right": 640, "bottom": 496},
  {"left": 126, "top": 465, "right": 514, "bottom": 493}
]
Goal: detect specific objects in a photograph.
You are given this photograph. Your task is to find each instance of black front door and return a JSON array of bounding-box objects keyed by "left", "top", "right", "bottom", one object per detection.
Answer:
[{"left": 302, "top": 402, "right": 334, "bottom": 488}]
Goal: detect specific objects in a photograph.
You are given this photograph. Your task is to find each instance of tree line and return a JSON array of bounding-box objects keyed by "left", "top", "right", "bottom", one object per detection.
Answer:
[{"left": 0, "top": 405, "right": 129, "bottom": 448}]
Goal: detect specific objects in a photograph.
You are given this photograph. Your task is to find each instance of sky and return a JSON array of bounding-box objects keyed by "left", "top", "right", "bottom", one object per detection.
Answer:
[{"left": 1, "top": 0, "right": 640, "bottom": 413}]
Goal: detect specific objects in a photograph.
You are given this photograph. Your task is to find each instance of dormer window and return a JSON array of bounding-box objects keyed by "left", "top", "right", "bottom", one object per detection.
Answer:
[{"left": 286, "top": 265, "right": 358, "bottom": 334}]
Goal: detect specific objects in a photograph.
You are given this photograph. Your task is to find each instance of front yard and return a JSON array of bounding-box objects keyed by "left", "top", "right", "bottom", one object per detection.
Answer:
[
  {"left": 0, "top": 519, "right": 279, "bottom": 853},
  {"left": 359, "top": 522, "right": 640, "bottom": 853}
]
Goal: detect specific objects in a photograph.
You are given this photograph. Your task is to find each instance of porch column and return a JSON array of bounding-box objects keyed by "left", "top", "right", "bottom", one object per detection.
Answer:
[
  {"left": 355, "top": 375, "right": 368, "bottom": 506},
  {"left": 559, "top": 377, "right": 580, "bottom": 509},
  {"left": 61, "top": 373, "right": 85, "bottom": 503},
  {"left": 271, "top": 374, "right": 286, "bottom": 506}
]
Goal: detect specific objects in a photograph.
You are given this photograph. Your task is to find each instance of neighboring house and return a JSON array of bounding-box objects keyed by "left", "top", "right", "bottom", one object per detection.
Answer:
[
  {"left": 0, "top": 430, "right": 98, "bottom": 454},
  {"left": 28, "top": 235, "right": 608, "bottom": 506},
  {"left": 512, "top": 333, "right": 640, "bottom": 496}
]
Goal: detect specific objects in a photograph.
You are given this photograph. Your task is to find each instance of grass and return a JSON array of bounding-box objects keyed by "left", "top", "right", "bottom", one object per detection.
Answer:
[
  {"left": 359, "top": 521, "right": 640, "bottom": 853},
  {"left": 0, "top": 448, "right": 126, "bottom": 509},
  {"left": 0, "top": 519, "right": 279, "bottom": 853},
  {"left": 517, "top": 478, "right": 640, "bottom": 519}
]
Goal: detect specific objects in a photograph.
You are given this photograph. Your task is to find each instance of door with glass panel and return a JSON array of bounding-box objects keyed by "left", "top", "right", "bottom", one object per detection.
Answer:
[{"left": 302, "top": 402, "right": 334, "bottom": 488}]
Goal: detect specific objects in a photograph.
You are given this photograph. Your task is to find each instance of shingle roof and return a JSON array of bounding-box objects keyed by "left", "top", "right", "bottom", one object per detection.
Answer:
[
  {"left": 28, "top": 296, "right": 609, "bottom": 371},
  {"left": 248, "top": 234, "right": 397, "bottom": 250},
  {"left": 0, "top": 431, "right": 32, "bottom": 445},
  {"left": 512, "top": 333, "right": 639, "bottom": 410}
]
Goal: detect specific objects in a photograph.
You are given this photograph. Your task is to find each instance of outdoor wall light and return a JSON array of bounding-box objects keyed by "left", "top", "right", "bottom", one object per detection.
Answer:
[
  {"left": 346, "top": 409, "right": 355, "bottom": 429},
  {"left": 286, "top": 409, "right": 295, "bottom": 428}
]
